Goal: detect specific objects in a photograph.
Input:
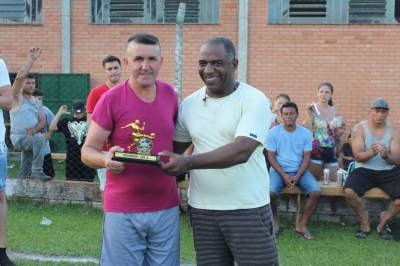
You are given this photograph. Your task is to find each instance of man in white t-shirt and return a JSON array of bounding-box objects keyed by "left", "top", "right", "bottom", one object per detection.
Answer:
[
  {"left": 0, "top": 58, "right": 16, "bottom": 266},
  {"left": 160, "top": 37, "right": 278, "bottom": 266}
]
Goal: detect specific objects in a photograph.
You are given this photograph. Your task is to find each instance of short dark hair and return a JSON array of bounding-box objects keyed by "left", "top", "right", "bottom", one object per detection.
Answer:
[
  {"left": 26, "top": 74, "right": 36, "bottom": 80},
  {"left": 275, "top": 93, "right": 291, "bottom": 102},
  {"left": 126, "top": 33, "right": 160, "bottom": 50},
  {"left": 203, "top": 37, "right": 236, "bottom": 61},
  {"left": 102, "top": 55, "right": 121, "bottom": 67},
  {"left": 280, "top": 101, "right": 298, "bottom": 114}
]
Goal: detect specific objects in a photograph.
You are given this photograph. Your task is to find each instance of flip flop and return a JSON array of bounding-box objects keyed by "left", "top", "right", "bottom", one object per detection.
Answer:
[
  {"left": 295, "top": 229, "right": 314, "bottom": 240},
  {"left": 355, "top": 230, "right": 370, "bottom": 239}
]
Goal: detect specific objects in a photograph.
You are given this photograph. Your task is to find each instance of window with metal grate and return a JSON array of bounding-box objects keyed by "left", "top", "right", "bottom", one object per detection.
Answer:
[
  {"left": 288, "top": 0, "right": 327, "bottom": 18},
  {"left": 90, "top": 0, "right": 219, "bottom": 24},
  {"left": 269, "top": 0, "right": 399, "bottom": 24},
  {"left": 349, "top": 0, "right": 387, "bottom": 23},
  {"left": 0, "top": 0, "right": 41, "bottom": 24},
  {"left": 395, "top": 0, "right": 400, "bottom": 21}
]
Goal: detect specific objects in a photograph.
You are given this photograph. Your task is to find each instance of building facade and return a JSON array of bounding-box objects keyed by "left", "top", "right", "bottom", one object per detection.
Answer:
[{"left": 1, "top": 0, "right": 400, "bottom": 127}]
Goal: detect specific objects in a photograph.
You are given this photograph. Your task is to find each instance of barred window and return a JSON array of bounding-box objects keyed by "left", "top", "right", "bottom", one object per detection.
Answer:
[
  {"left": 269, "top": 0, "right": 400, "bottom": 24},
  {"left": 0, "top": 0, "right": 42, "bottom": 24},
  {"left": 90, "top": 0, "right": 219, "bottom": 24}
]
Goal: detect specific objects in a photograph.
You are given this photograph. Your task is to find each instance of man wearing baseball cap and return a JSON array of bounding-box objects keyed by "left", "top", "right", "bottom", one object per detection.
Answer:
[
  {"left": 72, "top": 100, "right": 85, "bottom": 114},
  {"left": 49, "top": 100, "right": 95, "bottom": 181},
  {"left": 344, "top": 97, "right": 400, "bottom": 240}
]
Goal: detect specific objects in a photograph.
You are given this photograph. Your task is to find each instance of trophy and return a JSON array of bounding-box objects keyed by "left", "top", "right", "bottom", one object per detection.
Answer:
[{"left": 112, "top": 120, "right": 160, "bottom": 165}]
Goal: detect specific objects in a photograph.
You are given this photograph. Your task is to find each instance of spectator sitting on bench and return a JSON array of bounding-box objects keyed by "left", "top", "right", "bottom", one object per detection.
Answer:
[
  {"left": 9, "top": 48, "right": 50, "bottom": 181},
  {"left": 266, "top": 101, "right": 320, "bottom": 240},
  {"left": 344, "top": 97, "right": 400, "bottom": 240},
  {"left": 49, "top": 101, "right": 95, "bottom": 181}
]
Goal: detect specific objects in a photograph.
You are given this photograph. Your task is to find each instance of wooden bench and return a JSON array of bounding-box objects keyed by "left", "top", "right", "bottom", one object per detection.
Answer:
[
  {"left": 282, "top": 182, "right": 389, "bottom": 223},
  {"left": 51, "top": 153, "right": 66, "bottom": 160}
]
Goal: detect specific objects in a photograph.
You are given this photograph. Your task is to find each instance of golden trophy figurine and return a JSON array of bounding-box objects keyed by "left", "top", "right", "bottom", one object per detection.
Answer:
[{"left": 112, "top": 120, "right": 160, "bottom": 165}]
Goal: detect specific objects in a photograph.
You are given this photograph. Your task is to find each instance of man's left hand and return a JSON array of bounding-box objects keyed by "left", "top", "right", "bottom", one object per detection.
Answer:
[
  {"left": 379, "top": 144, "right": 388, "bottom": 159},
  {"left": 158, "top": 151, "right": 190, "bottom": 176},
  {"left": 291, "top": 175, "right": 299, "bottom": 187}
]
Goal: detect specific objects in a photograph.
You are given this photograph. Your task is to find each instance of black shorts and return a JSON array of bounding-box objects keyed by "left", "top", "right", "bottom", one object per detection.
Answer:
[{"left": 344, "top": 167, "right": 400, "bottom": 200}]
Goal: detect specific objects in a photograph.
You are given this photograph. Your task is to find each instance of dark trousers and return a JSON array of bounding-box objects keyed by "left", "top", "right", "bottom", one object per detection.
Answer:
[
  {"left": 190, "top": 204, "right": 279, "bottom": 266},
  {"left": 43, "top": 153, "right": 55, "bottom": 178}
]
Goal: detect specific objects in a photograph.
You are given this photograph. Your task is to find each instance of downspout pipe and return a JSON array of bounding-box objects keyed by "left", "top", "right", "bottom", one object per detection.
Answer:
[
  {"left": 237, "top": 0, "right": 249, "bottom": 82},
  {"left": 61, "top": 0, "right": 71, "bottom": 73}
]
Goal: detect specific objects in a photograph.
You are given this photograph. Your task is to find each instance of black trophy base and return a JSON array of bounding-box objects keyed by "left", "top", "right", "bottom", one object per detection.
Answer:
[{"left": 112, "top": 151, "right": 160, "bottom": 165}]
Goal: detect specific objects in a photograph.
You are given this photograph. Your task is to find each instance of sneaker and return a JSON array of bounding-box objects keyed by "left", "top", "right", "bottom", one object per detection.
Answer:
[
  {"left": 355, "top": 230, "right": 370, "bottom": 239},
  {"left": 31, "top": 172, "right": 52, "bottom": 181},
  {"left": 377, "top": 224, "right": 393, "bottom": 240}
]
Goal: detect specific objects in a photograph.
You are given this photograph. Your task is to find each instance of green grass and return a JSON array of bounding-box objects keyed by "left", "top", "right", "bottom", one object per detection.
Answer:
[
  {"left": 7, "top": 199, "right": 195, "bottom": 263},
  {"left": 6, "top": 199, "right": 400, "bottom": 265},
  {"left": 277, "top": 221, "right": 400, "bottom": 266},
  {"left": 180, "top": 215, "right": 195, "bottom": 263},
  {"left": 7, "top": 199, "right": 103, "bottom": 257}
]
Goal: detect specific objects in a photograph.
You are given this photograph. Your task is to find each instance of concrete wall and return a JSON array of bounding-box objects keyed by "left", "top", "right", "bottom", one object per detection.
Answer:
[{"left": 6, "top": 178, "right": 389, "bottom": 224}]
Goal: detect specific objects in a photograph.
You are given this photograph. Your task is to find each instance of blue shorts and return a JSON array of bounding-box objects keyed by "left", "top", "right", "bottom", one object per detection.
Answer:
[
  {"left": 100, "top": 206, "right": 180, "bottom": 266},
  {"left": 269, "top": 169, "right": 320, "bottom": 195},
  {"left": 0, "top": 143, "right": 7, "bottom": 192}
]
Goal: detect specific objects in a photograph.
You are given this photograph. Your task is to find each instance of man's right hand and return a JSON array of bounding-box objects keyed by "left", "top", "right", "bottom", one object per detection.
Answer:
[
  {"left": 29, "top": 47, "right": 41, "bottom": 61},
  {"left": 371, "top": 143, "right": 381, "bottom": 156},
  {"left": 105, "top": 146, "right": 125, "bottom": 175},
  {"left": 26, "top": 128, "right": 36, "bottom": 136},
  {"left": 57, "top": 105, "right": 69, "bottom": 115},
  {"left": 158, "top": 151, "right": 191, "bottom": 176}
]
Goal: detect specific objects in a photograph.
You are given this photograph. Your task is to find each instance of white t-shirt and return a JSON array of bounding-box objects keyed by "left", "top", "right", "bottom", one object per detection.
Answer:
[
  {"left": 0, "top": 59, "right": 11, "bottom": 143},
  {"left": 175, "top": 82, "right": 273, "bottom": 210}
]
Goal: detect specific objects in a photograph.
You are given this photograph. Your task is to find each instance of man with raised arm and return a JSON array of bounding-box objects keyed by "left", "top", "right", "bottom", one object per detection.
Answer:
[{"left": 9, "top": 48, "right": 50, "bottom": 180}]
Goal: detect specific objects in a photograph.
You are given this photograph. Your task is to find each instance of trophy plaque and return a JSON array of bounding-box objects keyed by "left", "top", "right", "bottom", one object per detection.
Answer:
[{"left": 112, "top": 120, "right": 160, "bottom": 165}]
